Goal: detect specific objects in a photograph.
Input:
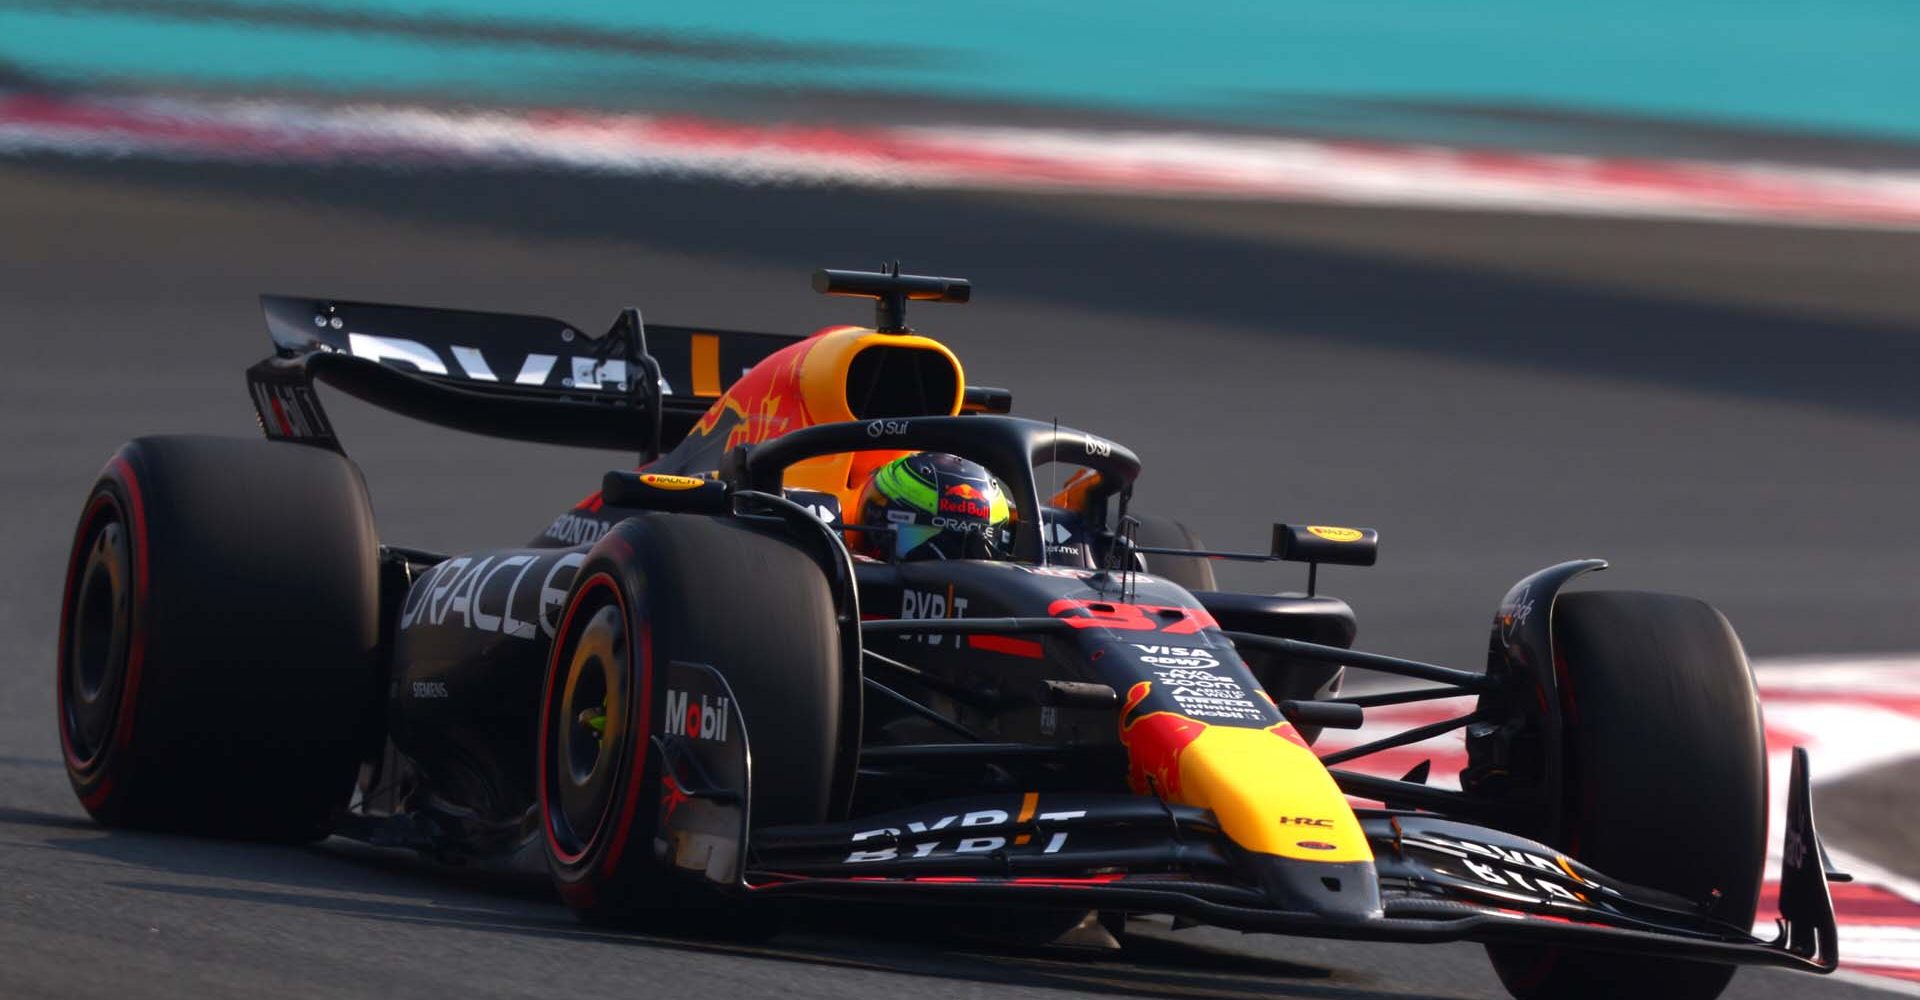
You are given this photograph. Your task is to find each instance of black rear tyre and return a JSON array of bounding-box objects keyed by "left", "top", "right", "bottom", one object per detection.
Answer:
[
  {"left": 56, "top": 436, "right": 381, "bottom": 841},
  {"left": 540, "top": 514, "right": 843, "bottom": 930},
  {"left": 1131, "top": 513, "right": 1216, "bottom": 592},
  {"left": 1486, "top": 590, "right": 1766, "bottom": 1000}
]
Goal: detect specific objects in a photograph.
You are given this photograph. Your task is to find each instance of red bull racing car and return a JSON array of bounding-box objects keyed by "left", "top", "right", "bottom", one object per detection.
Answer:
[{"left": 56, "top": 266, "right": 1844, "bottom": 1000}]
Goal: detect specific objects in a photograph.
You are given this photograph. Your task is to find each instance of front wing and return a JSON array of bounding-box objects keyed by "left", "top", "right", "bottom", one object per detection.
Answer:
[{"left": 652, "top": 680, "right": 1840, "bottom": 975}]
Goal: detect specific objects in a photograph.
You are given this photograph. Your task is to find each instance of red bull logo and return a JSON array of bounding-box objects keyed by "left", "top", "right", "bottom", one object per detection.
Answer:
[
  {"left": 938, "top": 480, "right": 993, "bottom": 518},
  {"left": 1117, "top": 682, "right": 1208, "bottom": 797}
]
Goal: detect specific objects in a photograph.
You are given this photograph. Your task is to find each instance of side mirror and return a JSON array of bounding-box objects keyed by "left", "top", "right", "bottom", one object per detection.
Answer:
[
  {"left": 1272, "top": 524, "right": 1379, "bottom": 567},
  {"left": 602, "top": 470, "right": 731, "bottom": 514}
]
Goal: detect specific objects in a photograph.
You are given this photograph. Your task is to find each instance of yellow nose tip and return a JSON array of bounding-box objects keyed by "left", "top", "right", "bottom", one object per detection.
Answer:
[{"left": 1175, "top": 726, "right": 1373, "bottom": 863}]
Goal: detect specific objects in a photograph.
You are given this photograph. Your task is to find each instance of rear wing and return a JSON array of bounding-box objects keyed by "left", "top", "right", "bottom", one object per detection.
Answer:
[{"left": 246, "top": 295, "right": 799, "bottom": 457}]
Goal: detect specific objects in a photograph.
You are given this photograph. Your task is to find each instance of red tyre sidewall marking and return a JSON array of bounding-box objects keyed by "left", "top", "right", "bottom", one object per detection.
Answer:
[
  {"left": 56, "top": 490, "right": 114, "bottom": 776},
  {"left": 540, "top": 566, "right": 655, "bottom": 896},
  {"left": 57, "top": 457, "right": 150, "bottom": 810},
  {"left": 110, "top": 456, "right": 150, "bottom": 759},
  {"left": 538, "top": 572, "right": 625, "bottom": 868}
]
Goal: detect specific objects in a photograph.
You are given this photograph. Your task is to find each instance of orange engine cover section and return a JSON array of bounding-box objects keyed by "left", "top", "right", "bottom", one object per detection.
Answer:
[{"left": 676, "top": 324, "right": 966, "bottom": 510}]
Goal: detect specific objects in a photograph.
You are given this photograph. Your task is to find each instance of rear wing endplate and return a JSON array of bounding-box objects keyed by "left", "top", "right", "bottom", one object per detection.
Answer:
[{"left": 246, "top": 295, "right": 799, "bottom": 456}]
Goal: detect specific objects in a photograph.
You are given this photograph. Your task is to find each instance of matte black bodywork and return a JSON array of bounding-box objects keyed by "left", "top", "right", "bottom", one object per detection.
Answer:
[
  {"left": 240, "top": 285, "right": 1840, "bottom": 978},
  {"left": 378, "top": 524, "right": 1358, "bottom": 844}
]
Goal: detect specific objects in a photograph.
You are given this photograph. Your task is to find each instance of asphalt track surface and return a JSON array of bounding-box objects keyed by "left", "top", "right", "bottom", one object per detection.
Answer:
[{"left": 3, "top": 156, "right": 1919, "bottom": 999}]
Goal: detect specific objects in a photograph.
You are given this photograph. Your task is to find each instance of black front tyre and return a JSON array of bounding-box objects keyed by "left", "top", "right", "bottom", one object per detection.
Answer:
[
  {"left": 1486, "top": 590, "right": 1766, "bottom": 1000},
  {"left": 57, "top": 436, "right": 381, "bottom": 841},
  {"left": 538, "top": 514, "right": 843, "bottom": 931}
]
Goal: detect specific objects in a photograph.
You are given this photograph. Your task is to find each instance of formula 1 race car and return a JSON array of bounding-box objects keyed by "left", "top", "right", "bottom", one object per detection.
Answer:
[{"left": 57, "top": 266, "right": 1844, "bottom": 1000}]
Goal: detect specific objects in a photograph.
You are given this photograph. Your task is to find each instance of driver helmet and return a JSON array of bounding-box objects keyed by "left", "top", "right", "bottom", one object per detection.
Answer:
[{"left": 850, "top": 452, "right": 1011, "bottom": 561}]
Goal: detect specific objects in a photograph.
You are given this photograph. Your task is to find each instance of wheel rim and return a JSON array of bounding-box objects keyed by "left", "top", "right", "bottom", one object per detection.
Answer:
[
  {"left": 548, "top": 589, "right": 629, "bottom": 859},
  {"left": 63, "top": 510, "right": 131, "bottom": 770}
]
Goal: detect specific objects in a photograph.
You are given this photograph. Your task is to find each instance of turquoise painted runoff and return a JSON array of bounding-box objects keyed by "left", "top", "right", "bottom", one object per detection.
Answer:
[{"left": 2, "top": 1, "right": 1917, "bottom": 140}]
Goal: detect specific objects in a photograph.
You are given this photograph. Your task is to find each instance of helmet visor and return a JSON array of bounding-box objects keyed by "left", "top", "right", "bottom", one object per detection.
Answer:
[{"left": 891, "top": 522, "right": 949, "bottom": 560}]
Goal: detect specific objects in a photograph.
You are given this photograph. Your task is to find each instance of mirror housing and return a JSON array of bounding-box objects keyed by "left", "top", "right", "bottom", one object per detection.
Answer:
[{"left": 1272, "top": 524, "right": 1379, "bottom": 567}]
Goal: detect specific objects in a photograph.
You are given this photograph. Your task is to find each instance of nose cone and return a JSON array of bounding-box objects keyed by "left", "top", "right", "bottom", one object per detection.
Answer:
[
  {"left": 1247, "top": 854, "right": 1383, "bottom": 922},
  {"left": 1173, "top": 725, "right": 1373, "bottom": 862},
  {"left": 1138, "top": 719, "right": 1381, "bottom": 919}
]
